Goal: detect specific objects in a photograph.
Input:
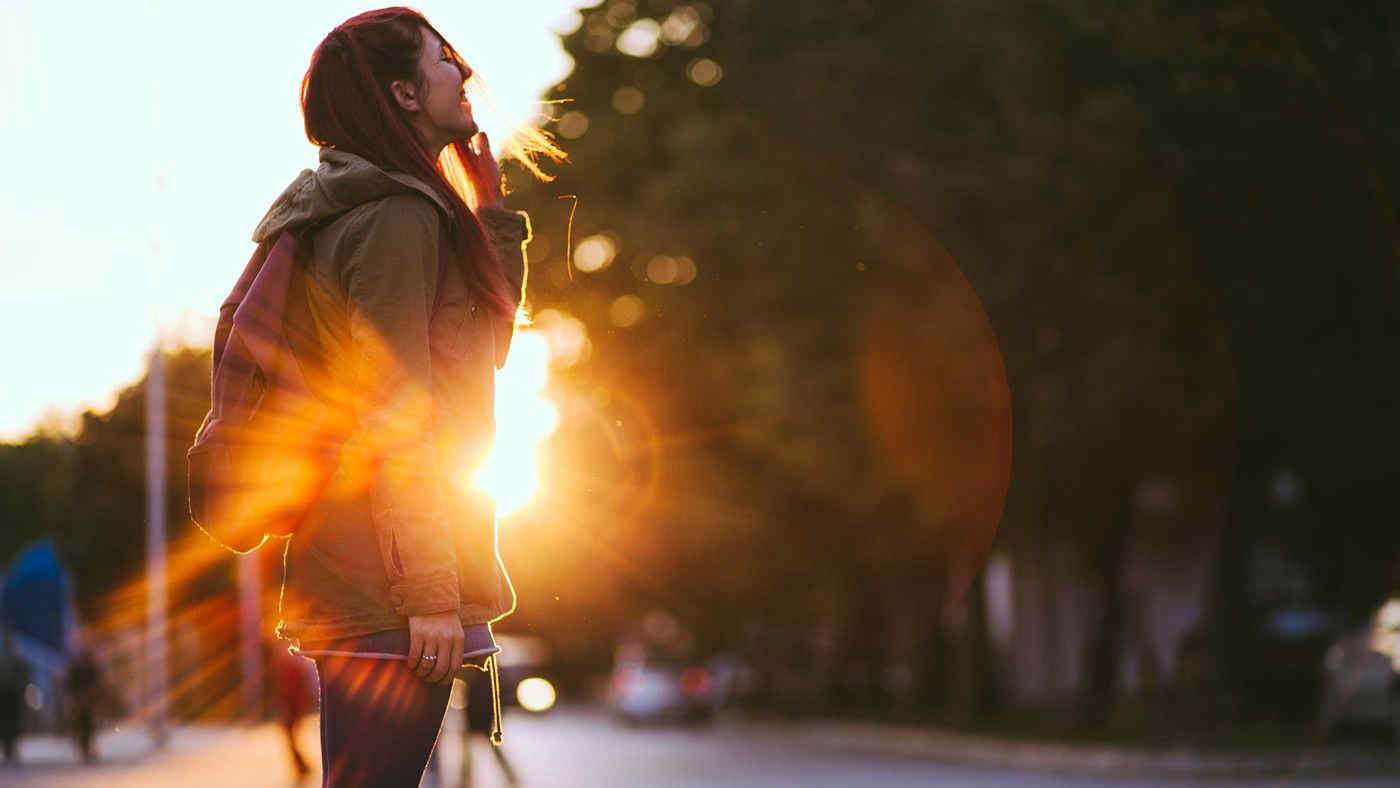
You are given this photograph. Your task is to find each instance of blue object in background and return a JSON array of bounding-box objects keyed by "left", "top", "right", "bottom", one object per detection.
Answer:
[{"left": 1, "top": 540, "right": 72, "bottom": 654}]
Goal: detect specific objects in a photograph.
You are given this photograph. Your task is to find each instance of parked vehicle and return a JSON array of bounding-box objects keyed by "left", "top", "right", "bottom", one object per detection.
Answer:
[
  {"left": 1245, "top": 602, "right": 1335, "bottom": 721},
  {"left": 1320, "top": 598, "right": 1399, "bottom": 740},
  {"left": 610, "top": 658, "right": 718, "bottom": 725},
  {"left": 608, "top": 612, "right": 743, "bottom": 725}
]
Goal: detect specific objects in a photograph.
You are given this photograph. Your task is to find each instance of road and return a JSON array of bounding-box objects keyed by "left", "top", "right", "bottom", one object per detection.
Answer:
[{"left": 4, "top": 707, "right": 1396, "bottom": 787}]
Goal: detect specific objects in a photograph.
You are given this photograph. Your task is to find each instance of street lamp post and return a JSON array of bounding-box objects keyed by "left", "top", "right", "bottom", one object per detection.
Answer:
[
  {"left": 238, "top": 553, "right": 263, "bottom": 718},
  {"left": 145, "top": 341, "right": 168, "bottom": 747}
]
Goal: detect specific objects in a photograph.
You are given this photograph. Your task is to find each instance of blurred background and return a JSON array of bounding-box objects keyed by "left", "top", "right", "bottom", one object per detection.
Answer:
[{"left": 2, "top": 0, "right": 1398, "bottom": 785}]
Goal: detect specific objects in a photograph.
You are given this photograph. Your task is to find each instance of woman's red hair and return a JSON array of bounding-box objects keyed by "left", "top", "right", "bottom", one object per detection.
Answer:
[{"left": 300, "top": 7, "right": 564, "bottom": 319}]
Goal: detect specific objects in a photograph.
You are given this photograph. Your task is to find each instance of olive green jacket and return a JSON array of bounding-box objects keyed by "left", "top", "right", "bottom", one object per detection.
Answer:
[{"left": 251, "top": 147, "right": 528, "bottom": 644}]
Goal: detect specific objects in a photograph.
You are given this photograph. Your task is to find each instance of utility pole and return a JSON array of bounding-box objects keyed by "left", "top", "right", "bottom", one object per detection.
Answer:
[
  {"left": 145, "top": 340, "right": 168, "bottom": 747},
  {"left": 238, "top": 552, "right": 263, "bottom": 718}
]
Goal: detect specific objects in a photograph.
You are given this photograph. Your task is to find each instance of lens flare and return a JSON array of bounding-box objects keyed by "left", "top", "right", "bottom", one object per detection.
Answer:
[
  {"left": 471, "top": 331, "right": 559, "bottom": 516},
  {"left": 516, "top": 676, "right": 557, "bottom": 712}
]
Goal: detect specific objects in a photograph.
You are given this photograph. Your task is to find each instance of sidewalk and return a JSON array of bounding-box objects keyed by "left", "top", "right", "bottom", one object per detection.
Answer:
[
  {"left": 4, "top": 709, "right": 478, "bottom": 787},
  {"left": 4, "top": 722, "right": 321, "bottom": 787},
  {"left": 775, "top": 718, "right": 1400, "bottom": 779}
]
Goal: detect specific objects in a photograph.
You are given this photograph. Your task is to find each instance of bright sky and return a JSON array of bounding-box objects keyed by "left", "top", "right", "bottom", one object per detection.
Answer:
[{"left": 0, "top": 0, "right": 588, "bottom": 441}]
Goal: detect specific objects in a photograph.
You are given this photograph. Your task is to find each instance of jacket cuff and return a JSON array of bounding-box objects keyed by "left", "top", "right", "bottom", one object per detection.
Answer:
[{"left": 389, "top": 569, "right": 461, "bottom": 617}]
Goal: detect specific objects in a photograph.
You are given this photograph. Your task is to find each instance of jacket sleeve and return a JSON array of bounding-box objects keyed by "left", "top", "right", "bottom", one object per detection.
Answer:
[
  {"left": 478, "top": 207, "right": 532, "bottom": 369},
  {"left": 343, "top": 194, "right": 459, "bottom": 617}
]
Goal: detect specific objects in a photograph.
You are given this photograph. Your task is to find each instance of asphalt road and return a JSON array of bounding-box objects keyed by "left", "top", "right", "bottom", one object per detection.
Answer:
[{"left": 5, "top": 707, "right": 1397, "bottom": 787}]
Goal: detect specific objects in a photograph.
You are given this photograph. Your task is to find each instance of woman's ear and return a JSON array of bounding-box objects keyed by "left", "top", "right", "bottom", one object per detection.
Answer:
[{"left": 390, "top": 79, "right": 421, "bottom": 112}]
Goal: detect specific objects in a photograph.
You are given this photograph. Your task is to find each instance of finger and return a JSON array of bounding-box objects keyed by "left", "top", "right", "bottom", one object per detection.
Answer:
[
  {"left": 427, "top": 640, "right": 451, "bottom": 684},
  {"left": 442, "top": 638, "right": 465, "bottom": 686},
  {"left": 417, "top": 638, "right": 439, "bottom": 680},
  {"left": 406, "top": 627, "right": 424, "bottom": 668},
  {"left": 413, "top": 632, "right": 434, "bottom": 679}
]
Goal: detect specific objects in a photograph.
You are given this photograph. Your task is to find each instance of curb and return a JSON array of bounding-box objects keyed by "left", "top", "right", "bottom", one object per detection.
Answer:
[{"left": 775, "top": 720, "right": 1399, "bottom": 778}]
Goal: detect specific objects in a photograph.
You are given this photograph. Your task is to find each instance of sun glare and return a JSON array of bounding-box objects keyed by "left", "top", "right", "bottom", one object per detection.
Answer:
[
  {"left": 472, "top": 331, "right": 558, "bottom": 517},
  {"left": 516, "top": 676, "right": 558, "bottom": 712}
]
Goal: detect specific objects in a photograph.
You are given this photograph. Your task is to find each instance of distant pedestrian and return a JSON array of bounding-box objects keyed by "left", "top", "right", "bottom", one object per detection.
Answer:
[
  {"left": 230, "top": 7, "right": 562, "bottom": 786},
  {"left": 268, "top": 642, "right": 316, "bottom": 779},
  {"left": 64, "top": 646, "right": 99, "bottom": 763},
  {"left": 0, "top": 630, "right": 26, "bottom": 764}
]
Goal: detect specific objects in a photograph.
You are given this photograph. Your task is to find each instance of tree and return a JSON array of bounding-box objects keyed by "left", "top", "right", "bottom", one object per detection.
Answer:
[{"left": 504, "top": 0, "right": 1399, "bottom": 722}]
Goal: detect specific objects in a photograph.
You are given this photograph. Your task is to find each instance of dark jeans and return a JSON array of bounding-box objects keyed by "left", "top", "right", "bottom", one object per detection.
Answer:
[{"left": 313, "top": 630, "right": 451, "bottom": 788}]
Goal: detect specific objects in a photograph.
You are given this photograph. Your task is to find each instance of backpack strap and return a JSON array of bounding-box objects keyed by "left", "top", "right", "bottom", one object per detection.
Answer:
[
  {"left": 216, "top": 223, "right": 451, "bottom": 398},
  {"left": 233, "top": 233, "right": 300, "bottom": 384},
  {"left": 213, "top": 238, "right": 277, "bottom": 374}
]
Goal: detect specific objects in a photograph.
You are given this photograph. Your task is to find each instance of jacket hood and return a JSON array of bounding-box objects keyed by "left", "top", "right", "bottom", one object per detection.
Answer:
[{"left": 252, "top": 147, "right": 451, "bottom": 243}]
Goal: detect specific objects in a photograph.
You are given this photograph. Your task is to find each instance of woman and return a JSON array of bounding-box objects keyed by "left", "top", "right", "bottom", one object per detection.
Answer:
[{"left": 250, "top": 8, "right": 562, "bottom": 785}]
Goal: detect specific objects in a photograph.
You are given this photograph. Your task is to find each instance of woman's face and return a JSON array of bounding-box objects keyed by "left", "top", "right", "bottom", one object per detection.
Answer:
[{"left": 409, "top": 28, "right": 477, "bottom": 150}]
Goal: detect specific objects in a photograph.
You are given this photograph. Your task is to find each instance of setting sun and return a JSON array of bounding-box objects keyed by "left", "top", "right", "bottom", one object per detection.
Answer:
[{"left": 471, "top": 330, "right": 559, "bottom": 517}]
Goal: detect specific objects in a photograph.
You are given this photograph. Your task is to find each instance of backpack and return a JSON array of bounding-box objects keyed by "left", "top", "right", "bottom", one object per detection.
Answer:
[
  {"left": 189, "top": 220, "right": 454, "bottom": 553},
  {"left": 186, "top": 229, "right": 341, "bottom": 554}
]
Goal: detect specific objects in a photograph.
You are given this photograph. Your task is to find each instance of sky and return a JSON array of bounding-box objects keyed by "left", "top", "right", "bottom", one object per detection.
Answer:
[{"left": 0, "top": 0, "right": 590, "bottom": 441}]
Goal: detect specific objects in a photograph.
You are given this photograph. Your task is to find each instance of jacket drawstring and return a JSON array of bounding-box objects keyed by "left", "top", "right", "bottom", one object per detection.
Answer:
[{"left": 487, "top": 652, "right": 503, "bottom": 746}]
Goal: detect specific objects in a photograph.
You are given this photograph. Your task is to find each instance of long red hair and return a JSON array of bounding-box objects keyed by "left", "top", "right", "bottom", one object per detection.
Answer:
[{"left": 300, "top": 7, "right": 565, "bottom": 319}]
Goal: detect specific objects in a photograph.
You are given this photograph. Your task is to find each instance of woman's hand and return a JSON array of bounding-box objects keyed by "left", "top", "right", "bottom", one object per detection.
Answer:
[
  {"left": 460, "top": 131, "right": 505, "bottom": 212},
  {"left": 406, "top": 612, "right": 463, "bottom": 684}
]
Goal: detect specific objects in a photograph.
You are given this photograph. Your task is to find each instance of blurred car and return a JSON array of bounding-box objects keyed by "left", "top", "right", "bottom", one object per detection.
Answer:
[
  {"left": 1320, "top": 598, "right": 1399, "bottom": 739},
  {"left": 610, "top": 659, "right": 719, "bottom": 725},
  {"left": 1244, "top": 602, "right": 1335, "bottom": 720}
]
